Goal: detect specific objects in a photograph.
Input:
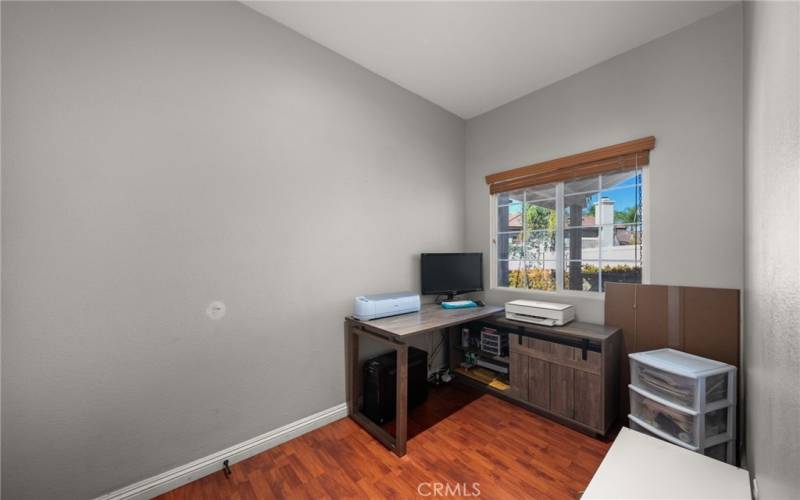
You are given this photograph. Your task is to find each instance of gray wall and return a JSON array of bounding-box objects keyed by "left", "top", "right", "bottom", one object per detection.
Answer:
[
  {"left": 465, "top": 5, "right": 743, "bottom": 323},
  {"left": 0, "top": 2, "right": 464, "bottom": 498},
  {"left": 744, "top": 1, "right": 800, "bottom": 498}
]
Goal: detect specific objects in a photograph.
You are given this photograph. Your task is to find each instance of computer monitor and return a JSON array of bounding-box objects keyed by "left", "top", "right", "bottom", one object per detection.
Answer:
[{"left": 420, "top": 253, "right": 483, "bottom": 300}]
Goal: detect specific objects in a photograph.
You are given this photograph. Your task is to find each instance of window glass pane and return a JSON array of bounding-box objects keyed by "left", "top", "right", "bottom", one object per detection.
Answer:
[
  {"left": 601, "top": 224, "right": 642, "bottom": 259},
  {"left": 524, "top": 198, "right": 556, "bottom": 231},
  {"left": 524, "top": 261, "right": 557, "bottom": 291},
  {"left": 504, "top": 260, "right": 526, "bottom": 288},
  {"left": 495, "top": 169, "right": 642, "bottom": 294},
  {"left": 564, "top": 261, "right": 600, "bottom": 292},
  {"left": 565, "top": 176, "right": 599, "bottom": 195},
  {"left": 526, "top": 229, "right": 556, "bottom": 261},
  {"left": 601, "top": 261, "right": 642, "bottom": 291},
  {"left": 497, "top": 232, "right": 524, "bottom": 260},
  {"left": 564, "top": 227, "right": 599, "bottom": 261},
  {"left": 564, "top": 192, "right": 599, "bottom": 227},
  {"left": 602, "top": 169, "right": 641, "bottom": 190},
  {"left": 524, "top": 183, "right": 556, "bottom": 202},
  {"left": 597, "top": 187, "right": 640, "bottom": 225},
  {"left": 497, "top": 203, "right": 523, "bottom": 232},
  {"left": 497, "top": 260, "right": 512, "bottom": 287},
  {"left": 497, "top": 190, "right": 524, "bottom": 206}
]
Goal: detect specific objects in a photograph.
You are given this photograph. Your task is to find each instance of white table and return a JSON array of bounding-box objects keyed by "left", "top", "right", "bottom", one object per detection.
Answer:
[{"left": 583, "top": 428, "right": 751, "bottom": 499}]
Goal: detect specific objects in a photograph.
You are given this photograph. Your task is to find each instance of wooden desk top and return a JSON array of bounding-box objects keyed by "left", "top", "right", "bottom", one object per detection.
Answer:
[
  {"left": 485, "top": 315, "right": 620, "bottom": 343},
  {"left": 348, "top": 303, "right": 504, "bottom": 339}
]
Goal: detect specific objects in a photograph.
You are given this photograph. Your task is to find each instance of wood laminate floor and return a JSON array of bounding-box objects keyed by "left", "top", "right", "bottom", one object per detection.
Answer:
[{"left": 157, "top": 384, "right": 614, "bottom": 499}]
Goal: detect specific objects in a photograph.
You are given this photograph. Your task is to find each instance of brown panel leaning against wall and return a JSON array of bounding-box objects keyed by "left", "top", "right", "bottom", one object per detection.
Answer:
[
  {"left": 606, "top": 284, "right": 671, "bottom": 415},
  {"left": 604, "top": 282, "right": 740, "bottom": 417},
  {"left": 604, "top": 283, "right": 637, "bottom": 416},
  {"left": 681, "top": 287, "right": 740, "bottom": 368},
  {"left": 635, "top": 286, "right": 671, "bottom": 351},
  {"left": 604, "top": 283, "right": 637, "bottom": 358}
]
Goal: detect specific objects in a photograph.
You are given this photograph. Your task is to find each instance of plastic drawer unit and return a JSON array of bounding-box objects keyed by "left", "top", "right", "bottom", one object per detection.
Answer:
[
  {"left": 479, "top": 327, "right": 508, "bottom": 357},
  {"left": 627, "top": 348, "right": 737, "bottom": 464},
  {"left": 630, "top": 348, "right": 736, "bottom": 412}
]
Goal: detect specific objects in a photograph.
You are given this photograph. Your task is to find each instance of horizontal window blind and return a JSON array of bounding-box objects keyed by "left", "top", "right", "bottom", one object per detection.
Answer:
[{"left": 485, "top": 136, "right": 655, "bottom": 194}]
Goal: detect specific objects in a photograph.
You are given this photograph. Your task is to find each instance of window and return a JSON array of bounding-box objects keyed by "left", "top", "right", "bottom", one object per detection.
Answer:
[{"left": 487, "top": 137, "right": 653, "bottom": 294}]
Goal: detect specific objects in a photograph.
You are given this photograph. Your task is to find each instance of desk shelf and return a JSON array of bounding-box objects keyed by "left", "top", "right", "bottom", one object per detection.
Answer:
[
  {"left": 452, "top": 345, "right": 509, "bottom": 365},
  {"left": 454, "top": 366, "right": 510, "bottom": 392}
]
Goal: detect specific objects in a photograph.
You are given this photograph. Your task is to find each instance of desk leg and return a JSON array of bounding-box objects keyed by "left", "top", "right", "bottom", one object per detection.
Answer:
[
  {"left": 347, "top": 325, "right": 409, "bottom": 457},
  {"left": 445, "top": 327, "right": 454, "bottom": 372},
  {"left": 346, "top": 320, "right": 360, "bottom": 415},
  {"left": 395, "top": 343, "right": 408, "bottom": 456}
]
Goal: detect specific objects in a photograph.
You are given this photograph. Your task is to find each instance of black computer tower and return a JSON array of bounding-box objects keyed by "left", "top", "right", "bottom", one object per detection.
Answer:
[{"left": 362, "top": 347, "right": 428, "bottom": 424}]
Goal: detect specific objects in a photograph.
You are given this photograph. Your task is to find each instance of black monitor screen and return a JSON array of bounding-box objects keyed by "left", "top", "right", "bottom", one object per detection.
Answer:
[{"left": 420, "top": 253, "right": 483, "bottom": 296}]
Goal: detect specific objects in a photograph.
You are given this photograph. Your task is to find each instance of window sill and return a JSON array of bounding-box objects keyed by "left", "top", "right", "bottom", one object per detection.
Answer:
[{"left": 489, "top": 286, "right": 606, "bottom": 301}]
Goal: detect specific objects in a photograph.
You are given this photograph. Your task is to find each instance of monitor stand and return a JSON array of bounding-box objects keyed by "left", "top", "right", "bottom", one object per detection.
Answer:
[{"left": 435, "top": 292, "right": 459, "bottom": 304}]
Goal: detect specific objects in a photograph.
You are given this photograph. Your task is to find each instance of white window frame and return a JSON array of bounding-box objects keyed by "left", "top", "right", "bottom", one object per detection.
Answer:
[{"left": 490, "top": 167, "right": 648, "bottom": 297}]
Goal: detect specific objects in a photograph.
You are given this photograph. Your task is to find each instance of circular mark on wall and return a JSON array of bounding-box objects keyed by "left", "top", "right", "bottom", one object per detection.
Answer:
[{"left": 206, "top": 301, "right": 227, "bottom": 320}]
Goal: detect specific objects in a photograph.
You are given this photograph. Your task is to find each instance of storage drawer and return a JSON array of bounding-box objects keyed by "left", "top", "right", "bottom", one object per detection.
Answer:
[
  {"left": 630, "top": 387, "right": 699, "bottom": 447},
  {"left": 630, "top": 415, "right": 735, "bottom": 464},
  {"left": 628, "top": 414, "right": 699, "bottom": 451},
  {"left": 631, "top": 358, "right": 697, "bottom": 408},
  {"left": 704, "top": 372, "right": 732, "bottom": 407},
  {"left": 630, "top": 385, "right": 735, "bottom": 447},
  {"left": 480, "top": 328, "right": 508, "bottom": 356},
  {"left": 703, "top": 440, "right": 735, "bottom": 464},
  {"left": 629, "top": 418, "right": 660, "bottom": 440},
  {"left": 630, "top": 353, "right": 734, "bottom": 411},
  {"left": 704, "top": 406, "right": 733, "bottom": 440}
]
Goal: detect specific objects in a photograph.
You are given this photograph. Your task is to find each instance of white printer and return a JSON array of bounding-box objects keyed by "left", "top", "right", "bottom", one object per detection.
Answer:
[
  {"left": 353, "top": 292, "right": 421, "bottom": 321},
  {"left": 505, "top": 299, "right": 575, "bottom": 326}
]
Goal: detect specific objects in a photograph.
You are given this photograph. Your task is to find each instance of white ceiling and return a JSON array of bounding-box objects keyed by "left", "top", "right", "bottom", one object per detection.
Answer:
[{"left": 245, "top": 1, "right": 734, "bottom": 119}]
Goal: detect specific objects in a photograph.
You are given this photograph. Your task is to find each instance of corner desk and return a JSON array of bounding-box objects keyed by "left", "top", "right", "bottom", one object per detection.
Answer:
[
  {"left": 345, "top": 304, "right": 503, "bottom": 456},
  {"left": 345, "top": 303, "right": 620, "bottom": 457}
]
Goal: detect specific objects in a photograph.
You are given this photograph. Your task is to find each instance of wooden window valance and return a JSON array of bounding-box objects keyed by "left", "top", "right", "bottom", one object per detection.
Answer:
[{"left": 485, "top": 136, "right": 655, "bottom": 194}]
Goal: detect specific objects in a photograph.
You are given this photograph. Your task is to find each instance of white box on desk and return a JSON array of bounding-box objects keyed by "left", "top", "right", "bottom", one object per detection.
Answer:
[
  {"left": 505, "top": 299, "right": 575, "bottom": 326},
  {"left": 352, "top": 292, "right": 420, "bottom": 320}
]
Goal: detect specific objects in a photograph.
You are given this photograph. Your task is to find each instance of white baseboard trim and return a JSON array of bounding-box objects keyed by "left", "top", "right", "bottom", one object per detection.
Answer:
[{"left": 96, "top": 402, "right": 348, "bottom": 500}]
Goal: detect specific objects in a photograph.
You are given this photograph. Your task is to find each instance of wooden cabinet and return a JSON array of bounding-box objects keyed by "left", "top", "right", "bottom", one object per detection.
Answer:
[
  {"left": 509, "top": 335, "right": 552, "bottom": 409},
  {"left": 549, "top": 363, "right": 574, "bottom": 418},
  {"left": 529, "top": 356, "right": 550, "bottom": 408},
  {"left": 574, "top": 370, "right": 602, "bottom": 429},
  {"left": 504, "top": 319, "right": 621, "bottom": 436},
  {"left": 508, "top": 346, "right": 529, "bottom": 401}
]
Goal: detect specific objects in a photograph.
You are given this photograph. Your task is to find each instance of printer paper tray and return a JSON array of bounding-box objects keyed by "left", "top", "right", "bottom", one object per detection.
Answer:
[{"left": 506, "top": 312, "right": 558, "bottom": 326}]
